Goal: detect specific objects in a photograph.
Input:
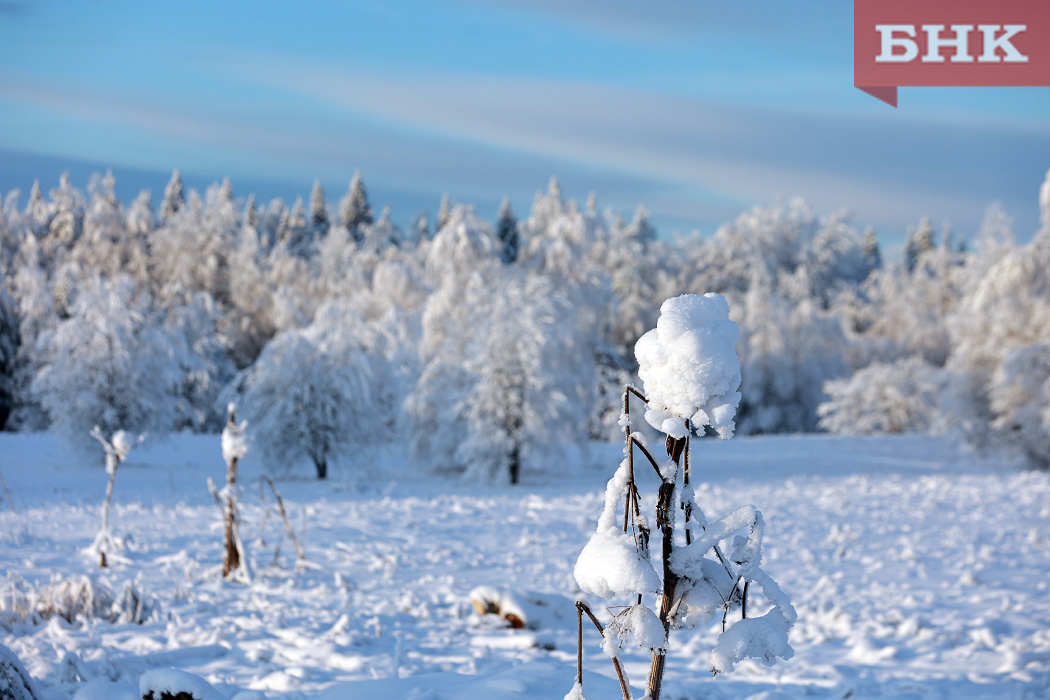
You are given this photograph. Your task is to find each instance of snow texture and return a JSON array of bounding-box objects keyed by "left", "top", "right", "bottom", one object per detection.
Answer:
[
  {"left": 2, "top": 432, "right": 1050, "bottom": 700},
  {"left": 635, "top": 293, "right": 742, "bottom": 438}
]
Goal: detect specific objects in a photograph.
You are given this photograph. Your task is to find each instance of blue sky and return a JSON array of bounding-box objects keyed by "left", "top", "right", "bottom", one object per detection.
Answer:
[{"left": 1, "top": 0, "right": 1048, "bottom": 245}]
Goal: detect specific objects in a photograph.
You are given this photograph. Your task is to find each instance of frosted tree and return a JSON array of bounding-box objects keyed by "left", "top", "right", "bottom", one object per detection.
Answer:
[
  {"left": 278, "top": 196, "right": 310, "bottom": 258},
  {"left": 436, "top": 192, "right": 452, "bottom": 232},
  {"left": 89, "top": 427, "right": 140, "bottom": 567},
  {"left": 125, "top": 189, "right": 155, "bottom": 240},
  {"left": 455, "top": 272, "right": 576, "bottom": 484},
  {"left": 339, "top": 169, "right": 373, "bottom": 242},
  {"left": 225, "top": 315, "right": 376, "bottom": 479},
  {"left": 570, "top": 294, "right": 795, "bottom": 700},
  {"left": 308, "top": 179, "right": 330, "bottom": 240},
  {"left": 160, "top": 168, "right": 184, "bottom": 222},
  {"left": 24, "top": 180, "right": 53, "bottom": 239},
  {"left": 44, "top": 172, "right": 84, "bottom": 259},
  {"left": 818, "top": 356, "right": 942, "bottom": 434},
  {"left": 165, "top": 291, "right": 234, "bottom": 431},
  {"left": 31, "top": 275, "right": 178, "bottom": 454}
]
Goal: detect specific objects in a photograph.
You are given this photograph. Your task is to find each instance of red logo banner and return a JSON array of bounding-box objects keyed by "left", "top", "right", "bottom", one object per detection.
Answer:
[{"left": 855, "top": 0, "right": 1050, "bottom": 106}]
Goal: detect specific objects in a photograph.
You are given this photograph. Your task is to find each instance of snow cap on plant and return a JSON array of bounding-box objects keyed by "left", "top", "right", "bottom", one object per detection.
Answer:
[{"left": 635, "top": 293, "right": 742, "bottom": 439}]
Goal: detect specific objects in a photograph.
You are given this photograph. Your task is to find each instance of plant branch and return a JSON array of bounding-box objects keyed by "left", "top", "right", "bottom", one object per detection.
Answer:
[{"left": 576, "top": 601, "right": 632, "bottom": 700}]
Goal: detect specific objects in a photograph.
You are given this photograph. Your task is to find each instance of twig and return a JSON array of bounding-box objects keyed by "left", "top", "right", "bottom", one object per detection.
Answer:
[
  {"left": 576, "top": 601, "right": 632, "bottom": 700},
  {"left": 264, "top": 477, "right": 305, "bottom": 562}
]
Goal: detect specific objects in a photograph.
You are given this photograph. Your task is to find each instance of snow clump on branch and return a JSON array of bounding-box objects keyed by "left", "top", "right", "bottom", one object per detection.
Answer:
[{"left": 634, "top": 293, "right": 742, "bottom": 438}]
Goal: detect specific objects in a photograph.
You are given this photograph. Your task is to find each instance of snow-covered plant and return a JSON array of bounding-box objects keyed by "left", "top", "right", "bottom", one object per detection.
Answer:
[
  {"left": 570, "top": 294, "right": 795, "bottom": 700},
  {"left": 88, "top": 426, "right": 141, "bottom": 568},
  {"left": 218, "top": 403, "right": 250, "bottom": 581}
]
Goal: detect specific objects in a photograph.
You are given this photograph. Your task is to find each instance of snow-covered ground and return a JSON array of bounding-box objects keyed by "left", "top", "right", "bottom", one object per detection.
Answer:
[{"left": 1, "top": 432, "right": 1049, "bottom": 700}]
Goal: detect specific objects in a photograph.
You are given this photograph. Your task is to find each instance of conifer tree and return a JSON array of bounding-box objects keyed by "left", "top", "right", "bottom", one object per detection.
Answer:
[
  {"left": 309, "top": 179, "right": 329, "bottom": 239},
  {"left": 495, "top": 197, "right": 518, "bottom": 264},
  {"left": 339, "top": 170, "right": 373, "bottom": 242},
  {"left": 161, "top": 168, "right": 185, "bottom": 222},
  {"left": 436, "top": 193, "right": 452, "bottom": 232}
]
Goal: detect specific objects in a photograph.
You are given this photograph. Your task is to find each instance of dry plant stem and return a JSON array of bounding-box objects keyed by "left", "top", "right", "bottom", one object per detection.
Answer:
[
  {"left": 99, "top": 456, "right": 120, "bottom": 568},
  {"left": 0, "top": 466, "right": 16, "bottom": 514},
  {"left": 265, "top": 477, "right": 306, "bottom": 561},
  {"left": 645, "top": 433, "right": 686, "bottom": 700},
  {"left": 576, "top": 601, "right": 632, "bottom": 700},
  {"left": 576, "top": 603, "right": 583, "bottom": 685},
  {"left": 222, "top": 408, "right": 241, "bottom": 578}
]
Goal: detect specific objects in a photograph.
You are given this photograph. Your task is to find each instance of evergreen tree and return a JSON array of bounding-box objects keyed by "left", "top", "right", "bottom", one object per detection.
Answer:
[
  {"left": 308, "top": 179, "right": 329, "bottom": 239},
  {"left": 436, "top": 193, "right": 452, "bottom": 232},
  {"left": 495, "top": 197, "right": 518, "bottom": 264},
  {"left": 278, "top": 197, "right": 310, "bottom": 258},
  {"left": 861, "top": 228, "right": 881, "bottom": 270},
  {"left": 339, "top": 170, "right": 373, "bottom": 242},
  {"left": 161, "top": 168, "right": 185, "bottom": 222}
]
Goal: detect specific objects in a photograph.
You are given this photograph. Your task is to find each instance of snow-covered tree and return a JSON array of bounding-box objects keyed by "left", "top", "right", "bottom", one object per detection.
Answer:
[
  {"left": 31, "top": 275, "right": 178, "bottom": 454},
  {"left": 225, "top": 314, "right": 376, "bottom": 479},
  {"left": 160, "top": 168, "right": 184, "bottom": 222},
  {"left": 339, "top": 170, "right": 373, "bottom": 242},
  {"left": 308, "top": 179, "right": 329, "bottom": 240},
  {"left": 455, "top": 272, "right": 576, "bottom": 483}
]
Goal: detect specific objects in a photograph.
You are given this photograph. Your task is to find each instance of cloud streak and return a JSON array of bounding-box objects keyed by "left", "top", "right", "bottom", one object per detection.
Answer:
[{"left": 233, "top": 52, "right": 1049, "bottom": 234}]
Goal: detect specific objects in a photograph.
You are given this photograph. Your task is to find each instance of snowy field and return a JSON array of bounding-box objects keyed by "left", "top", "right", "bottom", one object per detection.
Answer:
[{"left": 2, "top": 432, "right": 1049, "bottom": 700}]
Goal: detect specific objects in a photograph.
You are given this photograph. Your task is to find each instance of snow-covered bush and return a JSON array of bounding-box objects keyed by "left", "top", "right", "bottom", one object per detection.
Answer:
[
  {"left": 818, "top": 356, "right": 942, "bottom": 434},
  {"left": 571, "top": 294, "right": 795, "bottom": 700}
]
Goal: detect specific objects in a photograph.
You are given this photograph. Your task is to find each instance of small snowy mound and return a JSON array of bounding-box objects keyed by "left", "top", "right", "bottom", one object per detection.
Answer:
[
  {"left": 708, "top": 607, "right": 794, "bottom": 676},
  {"left": 140, "top": 668, "right": 226, "bottom": 700},
  {"left": 635, "top": 293, "right": 741, "bottom": 439},
  {"left": 574, "top": 527, "right": 660, "bottom": 599}
]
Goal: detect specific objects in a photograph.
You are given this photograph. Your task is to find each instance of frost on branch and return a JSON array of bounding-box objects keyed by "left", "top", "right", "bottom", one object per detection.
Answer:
[{"left": 635, "top": 293, "right": 742, "bottom": 438}]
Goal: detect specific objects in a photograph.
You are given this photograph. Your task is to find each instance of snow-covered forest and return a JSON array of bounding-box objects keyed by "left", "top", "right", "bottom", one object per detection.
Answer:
[{"left": 2, "top": 168, "right": 1050, "bottom": 476}]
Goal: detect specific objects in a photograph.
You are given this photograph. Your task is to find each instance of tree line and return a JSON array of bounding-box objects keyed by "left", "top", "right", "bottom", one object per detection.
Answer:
[{"left": 1, "top": 168, "right": 1048, "bottom": 478}]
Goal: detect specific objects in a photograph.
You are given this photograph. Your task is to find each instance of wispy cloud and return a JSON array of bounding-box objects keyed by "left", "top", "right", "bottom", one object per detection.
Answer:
[{"left": 227, "top": 51, "right": 1048, "bottom": 233}]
